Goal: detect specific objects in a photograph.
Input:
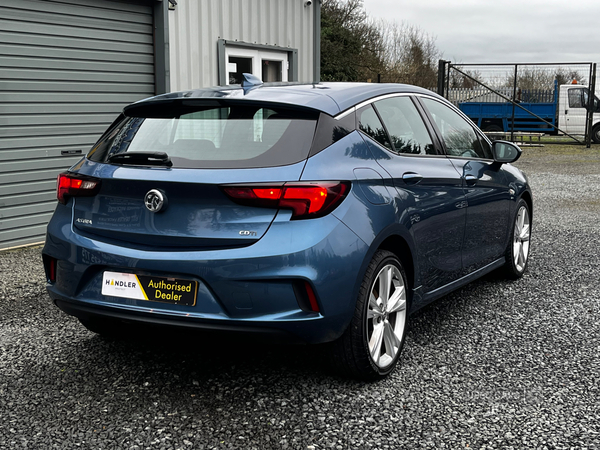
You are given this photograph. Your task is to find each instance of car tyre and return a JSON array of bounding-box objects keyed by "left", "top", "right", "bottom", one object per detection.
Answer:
[
  {"left": 330, "top": 250, "right": 409, "bottom": 381},
  {"left": 504, "top": 199, "right": 531, "bottom": 279},
  {"left": 483, "top": 124, "right": 503, "bottom": 132},
  {"left": 592, "top": 124, "right": 600, "bottom": 144}
]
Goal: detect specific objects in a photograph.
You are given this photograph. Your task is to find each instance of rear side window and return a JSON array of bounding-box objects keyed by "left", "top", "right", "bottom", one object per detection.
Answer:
[
  {"left": 373, "top": 96, "right": 436, "bottom": 155},
  {"left": 87, "top": 103, "right": 319, "bottom": 169},
  {"left": 357, "top": 105, "right": 392, "bottom": 150}
]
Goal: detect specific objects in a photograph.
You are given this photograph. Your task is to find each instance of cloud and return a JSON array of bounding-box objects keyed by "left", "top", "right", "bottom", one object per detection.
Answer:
[{"left": 362, "top": 0, "right": 600, "bottom": 64}]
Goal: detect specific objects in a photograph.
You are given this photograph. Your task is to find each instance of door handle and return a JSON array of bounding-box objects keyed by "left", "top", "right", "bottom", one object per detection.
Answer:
[
  {"left": 402, "top": 172, "right": 423, "bottom": 185},
  {"left": 464, "top": 174, "right": 478, "bottom": 186}
]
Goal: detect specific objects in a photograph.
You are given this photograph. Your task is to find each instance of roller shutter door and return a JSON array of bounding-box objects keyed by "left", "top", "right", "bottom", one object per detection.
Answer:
[{"left": 0, "top": 0, "right": 155, "bottom": 250}]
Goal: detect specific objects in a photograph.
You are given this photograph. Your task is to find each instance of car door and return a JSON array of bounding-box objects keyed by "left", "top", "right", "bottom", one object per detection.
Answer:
[
  {"left": 418, "top": 96, "right": 510, "bottom": 274},
  {"left": 563, "top": 86, "right": 588, "bottom": 136},
  {"left": 357, "top": 96, "right": 467, "bottom": 293}
]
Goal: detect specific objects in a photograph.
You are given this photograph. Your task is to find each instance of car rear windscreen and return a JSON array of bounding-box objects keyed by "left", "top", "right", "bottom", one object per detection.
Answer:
[{"left": 87, "top": 102, "right": 319, "bottom": 169}]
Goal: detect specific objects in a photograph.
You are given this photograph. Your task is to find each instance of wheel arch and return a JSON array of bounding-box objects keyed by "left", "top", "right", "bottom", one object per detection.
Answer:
[
  {"left": 592, "top": 122, "right": 600, "bottom": 144},
  {"left": 352, "top": 226, "right": 418, "bottom": 313},
  {"left": 519, "top": 189, "right": 533, "bottom": 222},
  {"left": 377, "top": 234, "right": 415, "bottom": 294},
  {"left": 481, "top": 119, "right": 504, "bottom": 132}
]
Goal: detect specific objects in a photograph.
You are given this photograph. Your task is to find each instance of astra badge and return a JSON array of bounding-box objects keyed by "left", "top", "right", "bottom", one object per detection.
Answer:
[{"left": 144, "top": 189, "right": 167, "bottom": 213}]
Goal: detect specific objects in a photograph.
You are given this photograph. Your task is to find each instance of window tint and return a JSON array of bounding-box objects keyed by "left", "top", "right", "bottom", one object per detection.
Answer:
[
  {"left": 576, "top": 88, "right": 600, "bottom": 112},
  {"left": 309, "top": 111, "right": 354, "bottom": 156},
  {"left": 568, "top": 88, "right": 584, "bottom": 108},
  {"left": 357, "top": 105, "right": 392, "bottom": 150},
  {"left": 373, "top": 96, "right": 436, "bottom": 155},
  {"left": 591, "top": 92, "right": 600, "bottom": 112},
  {"left": 421, "top": 97, "right": 492, "bottom": 159},
  {"left": 476, "top": 134, "right": 492, "bottom": 159},
  {"left": 87, "top": 104, "right": 318, "bottom": 169}
]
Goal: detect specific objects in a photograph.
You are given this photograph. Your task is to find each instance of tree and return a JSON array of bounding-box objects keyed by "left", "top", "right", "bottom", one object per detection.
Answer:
[
  {"left": 377, "top": 21, "right": 442, "bottom": 88},
  {"left": 449, "top": 66, "right": 483, "bottom": 89},
  {"left": 554, "top": 68, "right": 586, "bottom": 86},
  {"left": 320, "top": 0, "right": 384, "bottom": 82},
  {"left": 320, "top": 0, "right": 443, "bottom": 87},
  {"left": 505, "top": 67, "right": 586, "bottom": 90}
]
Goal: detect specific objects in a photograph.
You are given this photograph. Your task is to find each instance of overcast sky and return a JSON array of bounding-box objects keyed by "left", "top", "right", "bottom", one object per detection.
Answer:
[{"left": 362, "top": 0, "right": 600, "bottom": 65}]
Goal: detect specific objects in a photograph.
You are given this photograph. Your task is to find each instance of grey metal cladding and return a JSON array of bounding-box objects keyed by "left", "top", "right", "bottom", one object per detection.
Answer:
[
  {"left": 0, "top": 0, "right": 156, "bottom": 250},
  {"left": 169, "top": 0, "right": 316, "bottom": 90}
]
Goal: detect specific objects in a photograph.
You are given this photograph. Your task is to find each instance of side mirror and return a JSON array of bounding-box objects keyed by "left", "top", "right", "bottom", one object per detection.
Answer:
[{"left": 492, "top": 140, "right": 522, "bottom": 164}]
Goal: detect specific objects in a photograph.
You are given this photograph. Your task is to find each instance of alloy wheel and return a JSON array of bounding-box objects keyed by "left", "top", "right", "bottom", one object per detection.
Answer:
[
  {"left": 513, "top": 205, "right": 531, "bottom": 273},
  {"left": 366, "top": 263, "right": 407, "bottom": 369}
]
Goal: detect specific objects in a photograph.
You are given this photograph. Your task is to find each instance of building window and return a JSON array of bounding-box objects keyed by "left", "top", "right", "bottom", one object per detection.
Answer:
[
  {"left": 262, "top": 60, "right": 282, "bottom": 82},
  {"left": 218, "top": 40, "right": 297, "bottom": 86},
  {"left": 228, "top": 56, "right": 253, "bottom": 84}
]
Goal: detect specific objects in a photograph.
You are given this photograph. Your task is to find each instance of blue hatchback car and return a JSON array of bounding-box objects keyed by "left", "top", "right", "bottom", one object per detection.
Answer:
[{"left": 42, "top": 78, "right": 532, "bottom": 380}]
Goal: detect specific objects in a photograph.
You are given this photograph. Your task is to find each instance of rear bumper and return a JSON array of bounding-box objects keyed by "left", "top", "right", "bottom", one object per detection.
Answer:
[
  {"left": 52, "top": 296, "right": 306, "bottom": 343},
  {"left": 43, "top": 210, "right": 369, "bottom": 344}
]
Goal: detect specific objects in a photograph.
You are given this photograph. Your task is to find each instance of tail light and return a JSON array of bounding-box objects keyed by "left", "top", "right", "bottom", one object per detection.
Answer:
[
  {"left": 57, "top": 173, "right": 101, "bottom": 204},
  {"left": 222, "top": 181, "right": 350, "bottom": 220}
]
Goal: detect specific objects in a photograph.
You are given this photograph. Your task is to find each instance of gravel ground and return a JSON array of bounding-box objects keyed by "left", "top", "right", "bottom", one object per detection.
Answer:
[{"left": 1, "top": 146, "right": 599, "bottom": 449}]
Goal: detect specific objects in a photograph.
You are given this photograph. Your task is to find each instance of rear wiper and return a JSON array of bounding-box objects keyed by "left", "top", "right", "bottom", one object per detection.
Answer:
[{"left": 107, "top": 152, "right": 173, "bottom": 167}]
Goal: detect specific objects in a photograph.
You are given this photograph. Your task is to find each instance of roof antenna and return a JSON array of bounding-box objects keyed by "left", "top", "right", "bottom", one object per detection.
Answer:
[{"left": 241, "top": 73, "right": 263, "bottom": 93}]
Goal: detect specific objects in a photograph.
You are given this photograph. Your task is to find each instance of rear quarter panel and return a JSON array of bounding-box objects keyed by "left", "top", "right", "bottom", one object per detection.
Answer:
[{"left": 301, "top": 131, "right": 420, "bottom": 310}]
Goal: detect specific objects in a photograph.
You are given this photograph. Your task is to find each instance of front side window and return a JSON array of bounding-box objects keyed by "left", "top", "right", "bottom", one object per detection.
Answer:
[
  {"left": 421, "top": 97, "right": 492, "bottom": 159},
  {"left": 87, "top": 103, "right": 318, "bottom": 169},
  {"left": 568, "top": 88, "right": 585, "bottom": 108},
  {"left": 579, "top": 88, "right": 600, "bottom": 112},
  {"left": 373, "top": 96, "right": 436, "bottom": 155}
]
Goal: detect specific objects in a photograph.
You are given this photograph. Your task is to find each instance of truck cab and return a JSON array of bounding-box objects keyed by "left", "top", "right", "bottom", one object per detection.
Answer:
[{"left": 557, "top": 84, "right": 600, "bottom": 142}]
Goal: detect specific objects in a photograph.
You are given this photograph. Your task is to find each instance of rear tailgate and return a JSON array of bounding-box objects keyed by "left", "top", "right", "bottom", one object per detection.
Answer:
[
  {"left": 71, "top": 163, "right": 305, "bottom": 249},
  {"left": 68, "top": 99, "right": 320, "bottom": 249}
]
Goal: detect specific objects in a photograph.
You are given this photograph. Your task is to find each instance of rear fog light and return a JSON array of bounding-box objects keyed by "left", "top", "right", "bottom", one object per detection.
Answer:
[
  {"left": 43, "top": 255, "right": 57, "bottom": 283},
  {"left": 293, "top": 280, "right": 320, "bottom": 313}
]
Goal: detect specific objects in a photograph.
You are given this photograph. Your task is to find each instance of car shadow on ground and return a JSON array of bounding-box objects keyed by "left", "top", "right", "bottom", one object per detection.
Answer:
[{"left": 65, "top": 324, "right": 343, "bottom": 386}]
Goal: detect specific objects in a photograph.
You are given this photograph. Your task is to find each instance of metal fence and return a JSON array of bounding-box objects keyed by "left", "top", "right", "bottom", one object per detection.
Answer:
[
  {"left": 436, "top": 61, "right": 597, "bottom": 147},
  {"left": 443, "top": 86, "right": 556, "bottom": 105}
]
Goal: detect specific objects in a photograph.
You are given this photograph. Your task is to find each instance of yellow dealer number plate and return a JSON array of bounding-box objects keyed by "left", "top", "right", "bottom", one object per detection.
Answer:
[{"left": 102, "top": 271, "right": 198, "bottom": 306}]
